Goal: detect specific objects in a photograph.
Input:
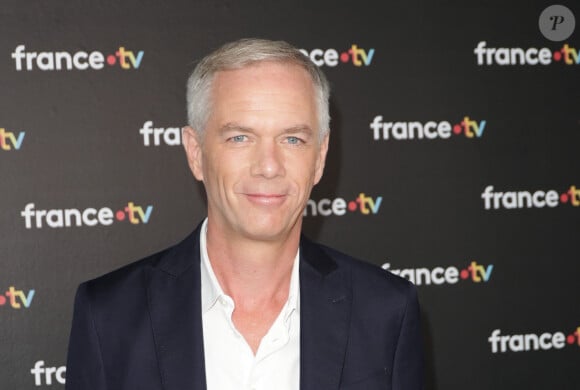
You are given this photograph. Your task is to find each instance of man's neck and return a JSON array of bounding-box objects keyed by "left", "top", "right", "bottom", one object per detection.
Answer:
[
  {"left": 204, "top": 221, "right": 300, "bottom": 354},
  {"left": 204, "top": 222, "right": 300, "bottom": 306}
]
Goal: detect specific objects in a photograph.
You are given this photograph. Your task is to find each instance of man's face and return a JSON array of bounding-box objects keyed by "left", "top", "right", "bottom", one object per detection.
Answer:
[{"left": 183, "top": 61, "right": 329, "bottom": 242}]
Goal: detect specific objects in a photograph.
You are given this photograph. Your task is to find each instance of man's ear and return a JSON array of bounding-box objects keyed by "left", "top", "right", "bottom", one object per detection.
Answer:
[
  {"left": 313, "top": 132, "right": 330, "bottom": 185},
  {"left": 182, "top": 126, "right": 204, "bottom": 181}
]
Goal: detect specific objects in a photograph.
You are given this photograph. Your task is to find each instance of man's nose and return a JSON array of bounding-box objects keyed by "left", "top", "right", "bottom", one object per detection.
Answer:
[{"left": 250, "top": 140, "right": 285, "bottom": 178}]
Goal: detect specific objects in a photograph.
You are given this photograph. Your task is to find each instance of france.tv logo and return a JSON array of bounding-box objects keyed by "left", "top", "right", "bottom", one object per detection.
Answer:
[
  {"left": 20, "top": 202, "right": 153, "bottom": 229},
  {"left": 304, "top": 193, "right": 382, "bottom": 217},
  {"left": 0, "top": 128, "right": 25, "bottom": 150},
  {"left": 300, "top": 44, "right": 375, "bottom": 67},
  {"left": 0, "top": 286, "right": 35, "bottom": 309},
  {"left": 474, "top": 41, "right": 579, "bottom": 66},
  {"left": 383, "top": 260, "right": 493, "bottom": 286},
  {"left": 489, "top": 326, "right": 580, "bottom": 353},
  {"left": 370, "top": 115, "right": 486, "bottom": 141},
  {"left": 140, "top": 121, "right": 182, "bottom": 146},
  {"left": 481, "top": 185, "right": 580, "bottom": 210},
  {"left": 11, "top": 44, "right": 144, "bottom": 71}
]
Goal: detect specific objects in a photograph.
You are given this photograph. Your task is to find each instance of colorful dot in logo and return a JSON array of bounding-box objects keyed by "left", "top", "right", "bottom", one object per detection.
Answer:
[
  {"left": 0, "top": 295, "right": 6, "bottom": 305},
  {"left": 553, "top": 51, "right": 562, "bottom": 62},
  {"left": 566, "top": 334, "right": 576, "bottom": 344},
  {"left": 453, "top": 124, "right": 462, "bottom": 135},
  {"left": 340, "top": 52, "right": 350, "bottom": 63},
  {"left": 106, "top": 55, "right": 117, "bottom": 66},
  {"left": 115, "top": 210, "right": 126, "bottom": 221},
  {"left": 460, "top": 269, "right": 470, "bottom": 279},
  {"left": 560, "top": 193, "right": 568, "bottom": 203},
  {"left": 348, "top": 201, "right": 357, "bottom": 211}
]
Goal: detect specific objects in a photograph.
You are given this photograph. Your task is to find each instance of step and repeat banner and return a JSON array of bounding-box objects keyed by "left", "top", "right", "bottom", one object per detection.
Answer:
[{"left": 1, "top": 1, "right": 578, "bottom": 389}]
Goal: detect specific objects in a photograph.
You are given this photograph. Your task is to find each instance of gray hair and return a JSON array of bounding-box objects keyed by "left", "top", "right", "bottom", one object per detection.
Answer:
[{"left": 186, "top": 38, "right": 330, "bottom": 140}]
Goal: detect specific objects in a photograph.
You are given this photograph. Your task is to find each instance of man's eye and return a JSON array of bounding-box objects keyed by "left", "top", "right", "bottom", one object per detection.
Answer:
[
  {"left": 231, "top": 135, "right": 247, "bottom": 142},
  {"left": 286, "top": 136, "right": 302, "bottom": 145}
]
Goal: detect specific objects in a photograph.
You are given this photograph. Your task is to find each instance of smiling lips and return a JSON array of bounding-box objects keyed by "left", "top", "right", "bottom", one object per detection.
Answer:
[{"left": 243, "top": 193, "right": 288, "bottom": 206}]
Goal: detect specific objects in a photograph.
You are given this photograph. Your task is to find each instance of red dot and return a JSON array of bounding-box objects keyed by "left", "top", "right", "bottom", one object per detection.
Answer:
[
  {"left": 0, "top": 295, "right": 5, "bottom": 305},
  {"left": 348, "top": 201, "right": 357, "bottom": 211},
  {"left": 460, "top": 269, "right": 469, "bottom": 279},
  {"left": 553, "top": 51, "right": 561, "bottom": 61},
  {"left": 453, "top": 124, "right": 462, "bottom": 135},
  {"left": 340, "top": 52, "right": 349, "bottom": 63},
  {"left": 107, "top": 55, "right": 117, "bottom": 65},
  {"left": 567, "top": 334, "right": 575, "bottom": 344},
  {"left": 116, "top": 210, "right": 126, "bottom": 221},
  {"left": 560, "top": 193, "right": 568, "bottom": 203}
]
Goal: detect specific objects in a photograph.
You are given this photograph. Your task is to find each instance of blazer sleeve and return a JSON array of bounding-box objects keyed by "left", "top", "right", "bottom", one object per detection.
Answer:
[
  {"left": 65, "top": 283, "right": 107, "bottom": 390},
  {"left": 392, "top": 284, "right": 424, "bottom": 390}
]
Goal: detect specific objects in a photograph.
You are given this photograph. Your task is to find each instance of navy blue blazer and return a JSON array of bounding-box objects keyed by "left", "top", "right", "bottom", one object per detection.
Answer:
[{"left": 65, "top": 225, "right": 424, "bottom": 389}]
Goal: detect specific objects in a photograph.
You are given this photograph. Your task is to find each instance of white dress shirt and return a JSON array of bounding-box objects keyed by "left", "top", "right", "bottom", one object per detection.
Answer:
[{"left": 200, "top": 219, "right": 300, "bottom": 390}]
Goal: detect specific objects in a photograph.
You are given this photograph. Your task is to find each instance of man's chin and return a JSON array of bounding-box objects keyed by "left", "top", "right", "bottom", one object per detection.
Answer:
[
  {"left": 240, "top": 227, "right": 287, "bottom": 243},
  {"left": 238, "top": 219, "right": 300, "bottom": 243}
]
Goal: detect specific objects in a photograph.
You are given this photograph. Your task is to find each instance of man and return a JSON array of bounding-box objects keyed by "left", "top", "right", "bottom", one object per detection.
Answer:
[{"left": 65, "top": 38, "right": 424, "bottom": 390}]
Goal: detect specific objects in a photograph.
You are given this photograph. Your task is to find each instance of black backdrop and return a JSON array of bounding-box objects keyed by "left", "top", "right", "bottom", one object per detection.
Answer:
[{"left": 2, "top": 1, "right": 579, "bottom": 389}]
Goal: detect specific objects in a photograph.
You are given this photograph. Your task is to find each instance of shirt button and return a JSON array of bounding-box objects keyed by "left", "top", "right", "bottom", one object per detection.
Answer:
[{"left": 219, "top": 297, "right": 227, "bottom": 306}]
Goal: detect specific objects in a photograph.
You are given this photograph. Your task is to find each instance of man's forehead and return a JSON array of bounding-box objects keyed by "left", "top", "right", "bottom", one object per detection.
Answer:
[
  {"left": 208, "top": 61, "right": 318, "bottom": 110},
  {"left": 204, "top": 60, "right": 320, "bottom": 136}
]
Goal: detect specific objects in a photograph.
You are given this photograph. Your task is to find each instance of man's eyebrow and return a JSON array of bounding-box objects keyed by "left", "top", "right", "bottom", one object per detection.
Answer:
[
  {"left": 283, "top": 125, "right": 314, "bottom": 135},
  {"left": 219, "top": 123, "right": 253, "bottom": 133},
  {"left": 218, "top": 123, "right": 314, "bottom": 135}
]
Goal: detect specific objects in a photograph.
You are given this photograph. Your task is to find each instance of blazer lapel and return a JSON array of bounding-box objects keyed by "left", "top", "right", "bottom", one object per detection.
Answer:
[
  {"left": 299, "top": 237, "right": 352, "bottom": 390},
  {"left": 147, "top": 228, "right": 206, "bottom": 390},
  {"left": 146, "top": 229, "right": 351, "bottom": 390}
]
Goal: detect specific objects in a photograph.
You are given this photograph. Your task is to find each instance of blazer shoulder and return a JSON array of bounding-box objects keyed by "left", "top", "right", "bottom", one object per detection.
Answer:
[
  {"left": 314, "top": 241, "right": 416, "bottom": 300},
  {"left": 79, "top": 228, "right": 200, "bottom": 303}
]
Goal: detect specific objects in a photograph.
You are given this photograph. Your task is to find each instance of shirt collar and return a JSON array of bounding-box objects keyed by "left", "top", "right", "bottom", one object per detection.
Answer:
[
  {"left": 199, "top": 218, "right": 300, "bottom": 315},
  {"left": 200, "top": 219, "right": 221, "bottom": 313}
]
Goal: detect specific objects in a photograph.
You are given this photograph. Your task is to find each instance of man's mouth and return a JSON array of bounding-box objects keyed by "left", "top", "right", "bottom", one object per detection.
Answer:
[{"left": 244, "top": 193, "right": 287, "bottom": 206}]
